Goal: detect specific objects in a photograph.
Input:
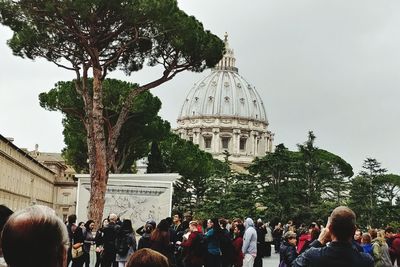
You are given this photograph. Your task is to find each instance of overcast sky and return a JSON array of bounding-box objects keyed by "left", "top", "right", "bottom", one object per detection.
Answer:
[{"left": 1, "top": 0, "right": 399, "bottom": 174}]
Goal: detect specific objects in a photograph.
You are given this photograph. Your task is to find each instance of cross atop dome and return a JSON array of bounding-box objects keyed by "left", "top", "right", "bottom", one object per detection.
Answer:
[{"left": 215, "top": 32, "right": 238, "bottom": 72}]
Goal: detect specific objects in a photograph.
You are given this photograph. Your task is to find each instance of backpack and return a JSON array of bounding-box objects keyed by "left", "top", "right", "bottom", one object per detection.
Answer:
[
  {"left": 115, "top": 232, "right": 130, "bottom": 256},
  {"left": 192, "top": 233, "right": 208, "bottom": 257},
  {"left": 220, "top": 233, "right": 235, "bottom": 264}
]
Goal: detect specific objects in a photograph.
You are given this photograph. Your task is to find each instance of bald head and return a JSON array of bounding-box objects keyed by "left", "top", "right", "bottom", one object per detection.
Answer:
[
  {"left": 2, "top": 205, "right": 68, "bottom": 267},
  {"left": 329, "top": 206, "right": 356, "bottom": 242}
]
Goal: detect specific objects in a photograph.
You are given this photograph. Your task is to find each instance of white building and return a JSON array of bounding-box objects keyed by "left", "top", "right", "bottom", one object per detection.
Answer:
[{"left": 176, "top": 33, "right": 274, "bottom": 166}]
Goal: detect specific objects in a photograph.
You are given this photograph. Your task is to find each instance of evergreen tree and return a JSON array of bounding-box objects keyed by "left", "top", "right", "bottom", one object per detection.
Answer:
[
  {"left": 1, "top": 0, "right": 224, "bottom": 224},
  {"left": 147, "top": 142, "right": 166, "bottom": 173}
]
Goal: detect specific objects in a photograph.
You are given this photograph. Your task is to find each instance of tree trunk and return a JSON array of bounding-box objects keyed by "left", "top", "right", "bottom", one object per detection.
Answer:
[{"left": 87, "top": 67, "right": 109, "bottom": 228}]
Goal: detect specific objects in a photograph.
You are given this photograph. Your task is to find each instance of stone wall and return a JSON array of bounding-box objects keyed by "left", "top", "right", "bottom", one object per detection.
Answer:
[
  {"left": 76, "top": 173, "right": 178, "bottom": 230},
  {"left": 0, "top": 135, "right": 55, "bottom": 211}
]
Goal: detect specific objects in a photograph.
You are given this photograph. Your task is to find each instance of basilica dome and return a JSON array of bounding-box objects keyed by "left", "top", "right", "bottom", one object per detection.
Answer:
[
  {"left": 176, "top": 33, "right": 274, "bottom": 166},
  {"left": 178, "top": 62, "right": 268, "bottom": 123}
]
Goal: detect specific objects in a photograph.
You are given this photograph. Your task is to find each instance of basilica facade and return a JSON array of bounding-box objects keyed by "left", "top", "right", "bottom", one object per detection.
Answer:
[{"left": 176, "top": 34, "right": 274, "bottom": 166}]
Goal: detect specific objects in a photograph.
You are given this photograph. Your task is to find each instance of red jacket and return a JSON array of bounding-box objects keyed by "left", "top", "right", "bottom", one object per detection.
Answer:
[
  {"left": 389, "top": 234, "right": 400, "bottom": 257},
  {"left": 297, "top": 233, "right": 311, "bottom": 254},
  {"left": 181, "top": 231, "right": 204, "bottom": 266},
  {"left": 232, "top": 236, "right": 244, "bottom": 267}
]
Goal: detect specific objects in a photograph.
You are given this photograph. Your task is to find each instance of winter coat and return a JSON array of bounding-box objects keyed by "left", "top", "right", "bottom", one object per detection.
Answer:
[
  {"left": 115, "top": 232, "right": 136, "bottom": 262},
  {"left": 279, "top": 240, "right": 298, "bottom": 266},
  {"left": 362, "top": 243, "right": 373, "bottom": 256},
  {"left": 232, "top": 236, "right": 244, "bottom": 267},
  {"left": 181, "top": 231, "right": 204, "bottom": 266},
  {"left": 297, "top": 233, "right": 311, "bottom": 254},
  {"left": 293, "top": 240, "right": 374, "bottom": 267},
  {"left": 205, "top": 228, "right": 221, "bottom": 256},
  {"left": 372, "top": 238, "right": 392, "bottom": 267},
  {"left": 138, "top": 233, "right": 152, "bottom": 250},
  {"left": 389, "top": 234, "right": 400, "bottom": 259}
]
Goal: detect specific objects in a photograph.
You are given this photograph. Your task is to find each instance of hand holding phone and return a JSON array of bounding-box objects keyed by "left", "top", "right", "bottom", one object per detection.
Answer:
[{"left": 318, "top": 216, "right": 332, "bottom": 245}]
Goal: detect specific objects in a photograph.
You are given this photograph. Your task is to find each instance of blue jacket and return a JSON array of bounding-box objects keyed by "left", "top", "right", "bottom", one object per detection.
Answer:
[
  {"left": 205, "top": 228, "right": 221, "bottom": 256},
  {"left": 293, "top": 240, "right": 373, "bottom": 267},
  {"left": 362, "top": 243, "right": 373, "bottom": 256},
  {"left": 280, "top": 240, "right": 297, "bottom": 266}
]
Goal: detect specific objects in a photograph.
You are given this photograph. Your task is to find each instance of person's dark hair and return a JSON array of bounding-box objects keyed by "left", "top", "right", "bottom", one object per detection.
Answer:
[
  {"left": 165, "top": 217, "right": 173, "bottom": 226},
  {"left": 369, "top": 229, "right": 377, "bottom": 239},
  {"left": 2, "top": 205, "right": 68, "bottom": 267},
  {"left": 329, "top": 206, "right": 356, "bottom": 241},
  {"left": 219, "top": 218, "right": 227, "bottom": 229},
  {"left": 236, "top": 223, "right": 245, "bottom": 237},
  {"left": 385, "top": 226, "right": 394, "bottom": 234},
  {"left": 121, "top": 219, "right": 133, "bottom": 233},
  {"left": 310, "top": 228, "right": 320, "bottom": 240},
  {"left": 78, "top": 221, "right": 85, "bottom": 227},
  {"left": 151, "top": 220, "right": 170, "bottom": 246},
  {"left": 102, "top": 218, "right": 109, "bottom": 227},
  {"left": 126, "top": 248, "right": 169, "bottom": 267},
  {"left": 157, "top": 219, "right": 170, "bottom": 232},
  {"left": 210, "top": 218, "right": 222, "bottom": 234},
  {"left": 0, "top": 205, "right": 13, "bottom": 231},
  {"left": 84, "top": 220, "right": 94, "bottom": 230},
  {"left": 0, "top": 205, "right": 13, "bottom": 256},
  {"left": 362, "top": 233, "right": 371, "bottom": 244},
  {"left": 67, "top": 214, "right": 77, "bottom": 224},
  {"left": 146, "top": 220, "right": 157, "bottom": 229},
  {"left": 145, "top": 224, "right": 154, "bottom": 234},
  {"left": 174, "top": 212, "right": 183, "bottom": 221}
]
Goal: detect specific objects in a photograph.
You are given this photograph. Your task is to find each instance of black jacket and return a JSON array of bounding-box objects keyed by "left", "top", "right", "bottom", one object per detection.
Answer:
[
  {"left": 280, "top": 241, "right": 298, "bottom": 266},
  {"left": 293, "top": 240, "right": 373, "bottom": 267}
]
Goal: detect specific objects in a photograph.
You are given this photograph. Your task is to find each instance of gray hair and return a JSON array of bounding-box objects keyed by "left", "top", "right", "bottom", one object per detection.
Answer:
[
  {"left": 109, "top": 213, "right": 118, "bottom": 222},
  {"left": 283, "top": 230, "right": 297, "bottom": 241},
  {"left": 2, "top": 205, "right": 68, "bottom": 267}
]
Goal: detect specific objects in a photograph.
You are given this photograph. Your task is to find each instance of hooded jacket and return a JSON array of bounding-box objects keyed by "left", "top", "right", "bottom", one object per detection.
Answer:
[
  {"left": 242, "top": 218, "right": 257, "bottom": 256},
  {"left": 372, "top": 238, "right": 392, "bottom": 267}
]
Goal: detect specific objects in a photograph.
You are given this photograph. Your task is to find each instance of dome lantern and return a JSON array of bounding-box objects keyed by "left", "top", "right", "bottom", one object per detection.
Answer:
[{"left": 214, "top": 32, "right": 238, "bottom": 72}]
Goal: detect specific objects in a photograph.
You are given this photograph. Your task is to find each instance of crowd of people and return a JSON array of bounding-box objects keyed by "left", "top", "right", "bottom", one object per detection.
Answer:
[{"left": 0, "top": 204, "right": 399, "bottom": 267}]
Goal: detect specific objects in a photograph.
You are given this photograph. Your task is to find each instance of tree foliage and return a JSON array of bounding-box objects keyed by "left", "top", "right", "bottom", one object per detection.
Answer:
[
  {"left": 147, "top": 142, "right": 166, "bottom": 173},
  {"left": 349, "top": 158, "right": 400, "bottom": 227},
  {"left": 248, "top": 132, "right": 354, "bottom": 224},
  {"left": 40, "top": 78, "right": 170, "bottom": 173},
  {"left": 157, "top": 133, "right": 226, "bottom": 212},
  {"left": 1, "top": 0, "right": 224, "bottom": 225}
]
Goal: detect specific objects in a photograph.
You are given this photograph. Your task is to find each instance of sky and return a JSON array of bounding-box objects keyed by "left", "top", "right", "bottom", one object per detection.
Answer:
[{"left": 1, "top": 0, "right": 400, "bottom": 174}]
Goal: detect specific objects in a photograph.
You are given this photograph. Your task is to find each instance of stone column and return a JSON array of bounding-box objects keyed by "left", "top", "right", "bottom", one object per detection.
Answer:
[
  {"left": 265, "top": 136, "right": 270, "bottom": 153},
  {"left": 233, "top": 129, "right": 241, "bottom": 155},
  {"left": 249, "top": 131, "right": 255, "bottom": 155},
  {"left": 193, "top": 128, "right": 201, "bottom": 145},
  {"left": 212, "top": 128, "right": 220, "bottom": 153},
  {"left": 253, "top": 132, "right": 259, "bottom": 156}
]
